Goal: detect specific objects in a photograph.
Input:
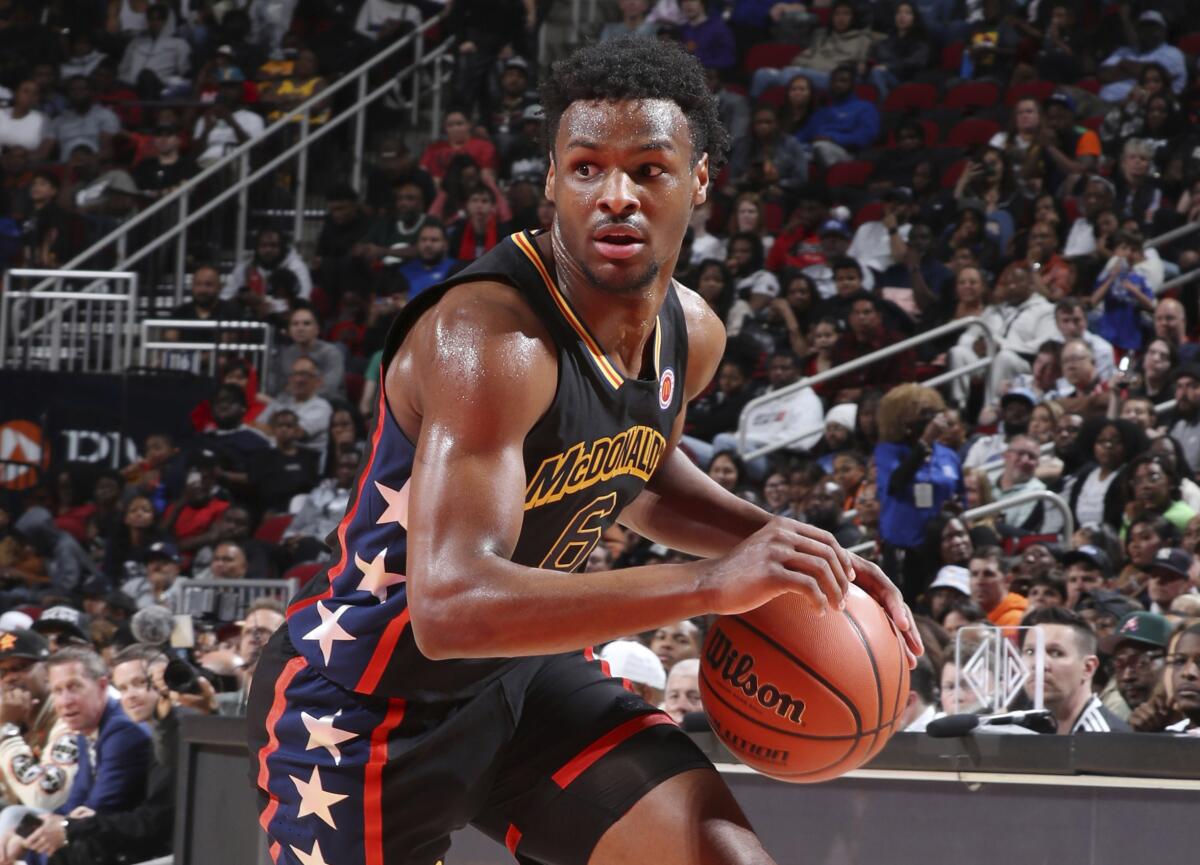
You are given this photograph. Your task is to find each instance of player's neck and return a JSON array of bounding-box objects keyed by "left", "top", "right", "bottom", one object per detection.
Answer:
[{"left": 542, "top": 229, "right": 672, "bottom": 378}]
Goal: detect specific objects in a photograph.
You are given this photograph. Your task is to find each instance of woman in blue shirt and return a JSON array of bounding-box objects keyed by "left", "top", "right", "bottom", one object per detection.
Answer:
[{"left": 875, "top": 384, "right": 965, "bottom": 601}]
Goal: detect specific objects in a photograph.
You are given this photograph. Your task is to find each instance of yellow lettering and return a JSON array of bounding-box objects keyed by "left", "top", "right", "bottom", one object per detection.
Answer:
[{"left": 523, "top": 426, "right": 667, "bottom": 510}]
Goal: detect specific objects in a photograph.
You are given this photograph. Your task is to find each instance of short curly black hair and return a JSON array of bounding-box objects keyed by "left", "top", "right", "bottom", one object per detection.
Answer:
[{"left": 540, "top": 37, "right": 730, "bottom": 170}]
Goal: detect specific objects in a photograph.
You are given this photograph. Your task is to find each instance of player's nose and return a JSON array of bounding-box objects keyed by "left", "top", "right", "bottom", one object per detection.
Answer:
[{"left": 596, "top": 170, "right": 639, "bottom": 216}]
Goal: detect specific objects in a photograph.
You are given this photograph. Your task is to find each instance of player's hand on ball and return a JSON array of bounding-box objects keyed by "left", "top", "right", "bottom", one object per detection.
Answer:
[
  {"left": 702, "top": 517, "right": 852, "bottom": 616},
  {"left": 848, "top": 552, "right": 923, "bottom": 669}
]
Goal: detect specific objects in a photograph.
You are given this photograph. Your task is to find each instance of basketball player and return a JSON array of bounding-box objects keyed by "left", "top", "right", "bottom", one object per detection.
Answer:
[{"left": 248, "top": 38, "right": 921, "bottom": 865}]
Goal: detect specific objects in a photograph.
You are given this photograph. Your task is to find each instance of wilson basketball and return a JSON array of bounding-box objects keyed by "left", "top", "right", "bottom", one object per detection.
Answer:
[{"left": 699, "top": 584, "right": 910, "bottom": 783}]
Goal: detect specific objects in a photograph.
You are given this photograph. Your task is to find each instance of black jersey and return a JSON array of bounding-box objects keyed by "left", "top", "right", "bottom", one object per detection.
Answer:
[{"left": 284, "top": 230, "right": 690, "bottom": 701}]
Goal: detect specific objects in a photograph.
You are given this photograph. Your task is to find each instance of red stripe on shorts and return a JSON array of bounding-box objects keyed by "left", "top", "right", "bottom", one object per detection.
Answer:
[
  {"left": 505, "top": 824, "right": 523, "bottom": 856},
  {"left": 551, "top": 713, "right": 675, "bottom": 789},
  {"left": 364, "top": 698, "right": 407, "bottom": 865},
  {"left": 256, "top": 656, "right": 307, "bottom": 840},
  {"left": 355, "top": 607, "right": 411, "bottom": 694},
  {"left": 288, "top": 386, "right": 388, "bottom": 617}
]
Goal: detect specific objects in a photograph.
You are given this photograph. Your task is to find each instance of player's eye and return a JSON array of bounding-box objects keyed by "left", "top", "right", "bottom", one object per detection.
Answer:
[
  {"left": 574, "top": 163, "right": 598, "bottom": 178},
  {"left": 641, "top": 164, "right": 665, "bottom": 178}
]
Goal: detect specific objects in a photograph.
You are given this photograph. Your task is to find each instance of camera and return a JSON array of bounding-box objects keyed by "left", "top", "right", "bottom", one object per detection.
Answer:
[{"left": 163, "top": 657, "right": 205, "bottom": 694}]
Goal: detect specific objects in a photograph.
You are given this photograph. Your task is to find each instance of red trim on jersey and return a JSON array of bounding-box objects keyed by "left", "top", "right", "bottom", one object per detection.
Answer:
[
  {"left": 288, "top": 386, "right": 389, "bottom": 617},
  {"left": 621, "top": 677, "right": 632, "bottom": 692},
  {"left": 551, "top": 713, "right": 675, "bottom": 789},
  {"left": 269, "top": 842, "right": 280, "bottom": 863},
  {"left": 355, "top": 607, "right": 411, "bottom": 694},
  {"left": 255, "top": 656, "right": 307, "bottom": 842},
  {"left": 583, "top": 646, "right": 595, "bottom": 662},
  {"left": 504, "top": 824, "right": 523, "bottom": 856},
  {"left": 364, "top": 698, "right": 407, "bottom": 865},
  {"left": 583, "top": 646, "right": 611, "bottom": 677}
]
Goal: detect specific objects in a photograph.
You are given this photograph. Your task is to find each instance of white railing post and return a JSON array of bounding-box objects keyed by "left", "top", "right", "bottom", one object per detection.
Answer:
[
  {"left": 294, "top": 110, "right": 310, "bottom": 247},
  {"left": 411, "top": 24, "right": 425, "bottom": 126},
  {"left": 236, "top": 151, "right": 250, "bottom": 267},
  {"left": 353, "top": 74, "right": 367, "bottom": 194},
  {"left": 175, "top": 196, "right": 188, "bottom": 302}
]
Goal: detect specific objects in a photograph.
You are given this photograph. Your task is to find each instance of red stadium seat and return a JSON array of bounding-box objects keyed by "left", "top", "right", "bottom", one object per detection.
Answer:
[
  {"left": 882, "top": 82, "right": 938, "bottom": 113},
  {"left": 941, "top": 158, "right": 968, "bottom": 189},
  {"left": 744, "top": 43, "right": 800, "bottom": 72},
  {"left": 854, "top": 201, "right": 884, "bottom": 227},
  {"left": 284, "top": 562, "right": 326, "bottom": 589},
  {"left": 941, "top": 42, "right": 964, "bottom": 72},
  {"left": 824, "top": 160, "right": 874, "bottom": 188},
  {"left": 1177, "top": 33, "right": 1200, "bottom": 57},
  {"left": 1080, "top": 115, "right": 1102, "bottom": 131},
  {"left": 946, "top": 118, "right": 1001, "bottom": 148},
  {"left": 255, "top": 513, "right": 294, "bottom": 544},
  {"left": 943, "top": 81, "right": 1000, "bottom": 111},
  {"left": 1075, "top": 77, "right": 1100, "bottom": 94},
  {"left": 854, "top": 83, "right": 880, "bottom": 104},
  {"left": 764, "top": 202, "right": 784, "bottom": 234},
  {"left": 758, "top": 85, "right": 787, "bottom": 107},
  {"left": 1005, "top": 80, "right": 1055, "bottom": 107}
]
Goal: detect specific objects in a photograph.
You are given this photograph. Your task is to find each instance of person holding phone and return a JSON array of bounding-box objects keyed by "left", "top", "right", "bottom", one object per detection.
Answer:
[{"left": 875, "top": 384, "right": 966, "bottom": 601}]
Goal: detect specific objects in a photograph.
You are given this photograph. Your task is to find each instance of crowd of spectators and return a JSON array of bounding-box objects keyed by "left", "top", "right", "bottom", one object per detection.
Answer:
[{"left": 3, "top": 0, "right": 1200, "bottom": 858}]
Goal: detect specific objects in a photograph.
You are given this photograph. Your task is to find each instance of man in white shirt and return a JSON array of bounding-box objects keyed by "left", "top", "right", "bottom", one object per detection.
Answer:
[
  {"left": 192, "top": 70, "right": 266, "bottom": 169},
  {"left": 118, "top": 3, "right": 192, "bottom": 98},
  {"left": 947, "top": 265, "right": 1059, "bottom": 407},
  {"left": 1054, "top": 297, "right": 1114, "bottom": 381},
  {"left": 848, "top": 187, "right": 912, "bottom": 277},
  {"left": 900, "top": 657, "right": 938, "bottom": 733},
  {"left": 1097, "top": 11, "right": 1187, "bottom": 104}
]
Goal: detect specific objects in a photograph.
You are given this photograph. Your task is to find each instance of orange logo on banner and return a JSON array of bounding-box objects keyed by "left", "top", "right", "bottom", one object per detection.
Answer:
[{"left": 0, "top": 420, "right": 49, "bottom": 490}]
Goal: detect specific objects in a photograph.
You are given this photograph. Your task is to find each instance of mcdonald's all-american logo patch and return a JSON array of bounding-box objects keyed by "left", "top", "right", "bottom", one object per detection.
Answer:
[{"left": 658, "top": 367, "right": 676, "bottom": 410}]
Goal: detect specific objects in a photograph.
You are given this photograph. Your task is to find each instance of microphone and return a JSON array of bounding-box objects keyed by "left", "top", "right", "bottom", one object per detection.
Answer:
[
  {"left": 926, "top": 708, "right": 1054, "bottom": 738},
  {"left": 131, "top": 605, "right": 175, "bottom": 646}
]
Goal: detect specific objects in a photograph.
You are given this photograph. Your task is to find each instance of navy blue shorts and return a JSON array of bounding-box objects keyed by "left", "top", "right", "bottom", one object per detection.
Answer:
[{"left": 247, "top": 628, "right": 711, "bottom": 865}]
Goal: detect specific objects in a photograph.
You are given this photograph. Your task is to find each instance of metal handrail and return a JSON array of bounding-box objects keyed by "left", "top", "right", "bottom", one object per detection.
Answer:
[
  {"left": 1145, "top": 220, "right": 1200, "bottom": 250},
  {"left": 1160, "top": 268, "right": 1200, "bottom": 293},
  {"left": 847, "top": 490, "right": 1074, "bottom": 556},
  {"left": 34, "top": 14, "right": 449, "bottom": 293},
  {"left": 736, "top": 316, "right": 997, "bottom": 461}
]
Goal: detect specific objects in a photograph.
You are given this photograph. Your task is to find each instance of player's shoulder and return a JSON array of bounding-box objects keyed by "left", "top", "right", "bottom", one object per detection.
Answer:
[
  {"left": 416, "top": 278, "right": 555, "bottom": 359},
  {"left": 672, "top": 279, "right": 726, "bottom": 395}
]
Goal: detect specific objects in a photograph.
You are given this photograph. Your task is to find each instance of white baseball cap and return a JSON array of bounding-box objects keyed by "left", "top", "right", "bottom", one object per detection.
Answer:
[
  {"left": 929, "top": 565, "right": 971, "bottom": 597},
  {"left": 600, "top": 640, "right": 666, "bottom": 690}
]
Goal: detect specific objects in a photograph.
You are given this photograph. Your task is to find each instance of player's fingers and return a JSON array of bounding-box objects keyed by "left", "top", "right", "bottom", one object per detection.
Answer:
[
  {"left": 782, "top": 551, "right": 844, "bottom": 612},
  {"left": 795, "top": 520, "right": 857, "bottom": 582},
  {"left": 785, "top": 528, "right": 851, "bottom": 602}
]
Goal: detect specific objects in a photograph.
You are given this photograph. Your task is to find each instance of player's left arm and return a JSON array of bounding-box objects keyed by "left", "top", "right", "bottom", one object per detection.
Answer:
[{"left": 619, "top": 285, "right": 923, "bottom": 661}]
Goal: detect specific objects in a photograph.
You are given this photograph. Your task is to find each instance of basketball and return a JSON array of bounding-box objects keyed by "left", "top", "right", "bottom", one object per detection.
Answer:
[{"left": 699, "top": 584, "right": 910, "bottom": 783}]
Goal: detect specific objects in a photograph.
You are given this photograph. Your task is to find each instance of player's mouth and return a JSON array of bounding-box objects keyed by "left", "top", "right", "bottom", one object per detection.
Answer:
[{"left": 593, "top": 225, "right": 645, "bottom": 260}]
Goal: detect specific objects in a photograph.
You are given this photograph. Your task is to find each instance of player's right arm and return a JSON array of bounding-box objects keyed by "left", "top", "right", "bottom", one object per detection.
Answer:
[{"left": 397, "top": 283, "right": 849, "bottom": 661}]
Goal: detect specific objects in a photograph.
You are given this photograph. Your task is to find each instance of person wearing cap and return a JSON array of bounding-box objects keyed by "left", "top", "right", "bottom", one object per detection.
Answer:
[
  {"left": 1103, "top": 610, "right": 1171, "bottom": 717},
  {"left": 600, "top": 640, "right": 668, "bottom": 707},
  {"left": 1097, "top": 10, "right": 1186, "bottom": 104},
  {"left": 191, "top": 66, "right": 265, "bottom": 169},
  {"left": 117, "top": 3, "right": 191, "bottom": 99},
  {"left": 963, "top": 388, "right": 1037, "bottom": 470},
  {"left": 1147, "top": 547, "right": 1197, "bottom": 615},
  {"left": 924, "top": 565, "right": 971, "bottom": 620},
  {"left": 487, "top": 57, "right": 538, "bottom": 159},
  {"left": 1062, "top": 545, "right": 1111, "bottom": 609},
  {"left": 1019, "top": 606, "right": 1130, "bottom": 733},
  {"left": 121, "top": 540, "right": 186, "bottom": 611},
  {"left": 801, "top": 218, "right": 856, "bottom": 299},
  {"left": 1040, "top": 91, "right": 1101, "bottom": 181},
  {"left": 30, "top": 608, "right": 93, "bottom": 653},
  {"left": 0, "top": 629, "right": 81, "bottom": 812},
  {"left": 1074, "top": 589, "right": 1139, "bottom": 641}
]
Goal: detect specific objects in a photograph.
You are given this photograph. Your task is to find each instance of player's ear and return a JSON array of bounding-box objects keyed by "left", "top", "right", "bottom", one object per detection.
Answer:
[
  {"left": 692, "top": 153, "right": 709, "bottom": 207},
  {"left": 545, "top": 157, "right": 556, "bottom": 203}
]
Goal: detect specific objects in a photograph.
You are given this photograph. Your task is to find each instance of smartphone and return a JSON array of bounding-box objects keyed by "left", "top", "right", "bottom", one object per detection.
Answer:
[
  {"left": 1119, "top": 356, "right": 1131, "bottom": 373},
  {"left": 14, "top": 812, "right": 43, "bottom": 839}
]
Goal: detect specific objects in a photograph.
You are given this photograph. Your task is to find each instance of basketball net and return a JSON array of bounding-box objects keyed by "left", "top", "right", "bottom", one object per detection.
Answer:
[{"left": 951, "top": 625, "right": 1045, "bottom": 714}]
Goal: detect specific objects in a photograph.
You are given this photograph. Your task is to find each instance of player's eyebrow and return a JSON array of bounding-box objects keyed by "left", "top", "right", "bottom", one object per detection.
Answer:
[{"left": 563, "top": 138, "right": 677, "bottom": 153}]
